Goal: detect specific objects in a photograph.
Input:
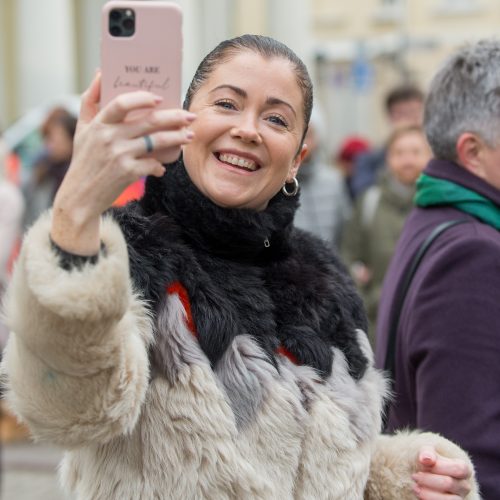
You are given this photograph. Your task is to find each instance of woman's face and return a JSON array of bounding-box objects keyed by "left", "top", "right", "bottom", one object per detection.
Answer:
[
  {"left": 183, "top": 51, "right": 307, "bottom": 211},
  {"left": 387, "top": 131, "right": 431, "bottom": 185}
]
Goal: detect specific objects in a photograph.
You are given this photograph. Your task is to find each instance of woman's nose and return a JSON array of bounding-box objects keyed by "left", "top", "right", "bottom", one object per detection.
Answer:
[{"left": 230, "top": 115, "right": 262, "bottom": 144}]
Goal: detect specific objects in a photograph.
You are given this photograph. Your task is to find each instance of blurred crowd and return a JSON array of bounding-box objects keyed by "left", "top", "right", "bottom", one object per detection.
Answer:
[{"left": 295, "top": 83, "right": 429, "bottom": 349}]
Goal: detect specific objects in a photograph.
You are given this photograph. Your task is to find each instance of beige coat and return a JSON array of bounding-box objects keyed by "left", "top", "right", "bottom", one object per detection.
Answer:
[{"left": 1, "top": 213, "right": 479, "bottom": 500}]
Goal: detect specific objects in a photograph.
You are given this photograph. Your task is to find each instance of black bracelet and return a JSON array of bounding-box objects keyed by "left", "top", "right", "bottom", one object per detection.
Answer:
[{"left": 50, "top": 237, "right": 106, "bottom": 271}]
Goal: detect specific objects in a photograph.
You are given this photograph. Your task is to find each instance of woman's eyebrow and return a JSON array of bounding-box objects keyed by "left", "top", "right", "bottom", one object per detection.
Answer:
[
  {"left": 266, "top": 97, "right": 296, "bottom": 118},
  {"left": 209, "top": 85, "right": 297, "bottom": 117},
  {"left": 209, "top": 84, "right": 246, "bottom": 97}
]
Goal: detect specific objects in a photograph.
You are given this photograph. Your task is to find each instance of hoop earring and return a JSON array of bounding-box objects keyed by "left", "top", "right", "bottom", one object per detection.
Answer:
[{"left": 282, "top": 177, "right": 299, "bottom": 197}]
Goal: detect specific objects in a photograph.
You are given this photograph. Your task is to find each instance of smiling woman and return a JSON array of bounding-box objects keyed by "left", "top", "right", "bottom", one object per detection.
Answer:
[
  {"left": 0, "top": 34, "right": 479, "bottom": 500},
  {"left": 183, "top": 51, "right": 307, "bottom": 211}
]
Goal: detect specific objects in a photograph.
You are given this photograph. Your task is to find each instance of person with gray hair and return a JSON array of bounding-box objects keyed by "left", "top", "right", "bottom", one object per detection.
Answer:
[{"left": 376, "top": 38, "right": 500, "bottom": 499}]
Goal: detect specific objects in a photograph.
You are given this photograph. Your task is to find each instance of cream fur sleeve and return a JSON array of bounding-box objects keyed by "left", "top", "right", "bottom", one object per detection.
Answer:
[
  {"left": 365, "top": 430, "right": 481, "bottom": 499},
  {"left": 0, "top": 212, "right": 153, "bottom": 447}
]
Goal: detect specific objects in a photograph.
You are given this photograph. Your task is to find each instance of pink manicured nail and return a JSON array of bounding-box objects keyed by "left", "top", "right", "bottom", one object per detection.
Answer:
[
  {"left": 153, "top": 94, "right": 164, "bottom": 103},
  {"left": 186, "top": 130, "right": 195, "bottom": 139},
  {"left": 185, "top": 112, "right": 197, "bottom": 122}
]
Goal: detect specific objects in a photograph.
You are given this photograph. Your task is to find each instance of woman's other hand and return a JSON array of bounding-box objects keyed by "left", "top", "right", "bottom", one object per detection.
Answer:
[
  {"left": 412, "top": 445, "right": 472, "bottom": 499},
  {"left": 51, "top": 72, "right": 196, "bottom": 255}
]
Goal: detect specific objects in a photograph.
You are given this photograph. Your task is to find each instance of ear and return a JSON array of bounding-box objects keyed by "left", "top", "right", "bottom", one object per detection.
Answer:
[
  {"left": 287, "top": 143, "right": 308, "bottom": 182},
  {"left": 456, "top": 132, "right": 487, "bottom": 176}
]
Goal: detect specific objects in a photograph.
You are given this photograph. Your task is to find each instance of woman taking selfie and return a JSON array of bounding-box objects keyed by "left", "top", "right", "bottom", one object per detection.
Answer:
[{"left": 1, "top": 35, "right": 477, "bottom": 499}]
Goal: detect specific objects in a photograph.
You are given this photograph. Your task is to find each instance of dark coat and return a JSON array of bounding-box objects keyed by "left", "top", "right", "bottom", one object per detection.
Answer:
[{"left": 376, "top": 159, "right": 500, "bottom": 499}]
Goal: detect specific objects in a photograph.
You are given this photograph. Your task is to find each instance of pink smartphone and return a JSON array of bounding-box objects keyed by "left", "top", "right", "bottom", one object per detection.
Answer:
[{"left": 100, "top": 1, "right": 182, "bottom": 111}]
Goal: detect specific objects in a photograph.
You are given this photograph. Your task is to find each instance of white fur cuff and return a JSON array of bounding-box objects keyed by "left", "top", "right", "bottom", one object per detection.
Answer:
[{"left": 13, "top": 211, "right": 131, "bottom": 322}]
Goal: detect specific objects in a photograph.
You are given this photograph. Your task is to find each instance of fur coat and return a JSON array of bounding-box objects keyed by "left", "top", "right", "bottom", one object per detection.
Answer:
[{"left": 0, "top": 160, "right": 479, "bottom": 499}]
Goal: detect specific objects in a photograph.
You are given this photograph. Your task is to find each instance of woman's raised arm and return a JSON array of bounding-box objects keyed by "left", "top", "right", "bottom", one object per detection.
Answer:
[
  {"left": 1, "top": 76, "right": 195, "bottom": 447},
  {"left": 51, "top": 71, "right": 195, "bottom": 255}
]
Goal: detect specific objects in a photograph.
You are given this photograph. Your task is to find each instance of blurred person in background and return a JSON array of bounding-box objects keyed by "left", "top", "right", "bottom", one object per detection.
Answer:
[
  {"left": 294, "top": 107, "right": 351, "bottom": 250},
  {"left": 376, "top": 39, "right": 500, "bottom": 498},
  {"left": 335, "top": 135, "right": 371, "bottom": 199},
  {"left": 351, "top": 84, "right": 425, "bottom": 198},
  {"left": 0, "top": 133, "right": 25, "bottom": 351},
  {"left": 341, "top": 125, "right": 431, "bottom": 346},
  {"left": 23, "top": 106, "right": 77, "bottom": 227}
]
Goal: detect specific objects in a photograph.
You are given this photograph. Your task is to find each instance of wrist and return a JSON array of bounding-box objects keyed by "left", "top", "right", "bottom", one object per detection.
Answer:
[{"left": 51, "top": 202, "right": 101, "bottom": 256}]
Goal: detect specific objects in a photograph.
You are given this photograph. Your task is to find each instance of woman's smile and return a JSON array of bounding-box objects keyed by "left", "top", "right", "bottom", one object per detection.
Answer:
[{"left": 214, "top": 149, "right": 262, "bottom": 174}]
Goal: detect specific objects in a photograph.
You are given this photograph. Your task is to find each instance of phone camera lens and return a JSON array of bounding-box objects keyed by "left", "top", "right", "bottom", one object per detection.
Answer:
[
  {"left": 110, "top": 10, "right": 122, "bottom": 21},
  {"left": 110, "top": 26, "right": 122, "bottom": 37},
  {"left": 123, "top": 18, "right": 134, "bottom": 31}
]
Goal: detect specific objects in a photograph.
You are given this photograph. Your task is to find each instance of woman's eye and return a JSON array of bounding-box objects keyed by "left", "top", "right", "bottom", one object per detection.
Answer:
[
  {"left": 214, "top": 100, "right": 236, "bottom": 110},
  {"left": 268, "top": 115, "right": 288, "bottom": 128}
]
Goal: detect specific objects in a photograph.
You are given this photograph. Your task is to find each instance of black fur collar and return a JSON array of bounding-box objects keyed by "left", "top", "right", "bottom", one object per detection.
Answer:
[{"left": 139, "top": 158, "right": 298, "bottom": 262}]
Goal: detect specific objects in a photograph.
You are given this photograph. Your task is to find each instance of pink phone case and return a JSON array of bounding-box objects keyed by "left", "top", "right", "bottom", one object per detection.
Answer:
[{"left": 100, "top": 1, "right": 182, "bottom": 111}]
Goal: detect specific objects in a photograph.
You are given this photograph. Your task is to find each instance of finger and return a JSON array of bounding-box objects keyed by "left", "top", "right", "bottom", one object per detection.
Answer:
[
  {"left": 128, "top": 128, "right": 195, "bottom": 158},
  {"left": 126, "top": 109, "right": 197, "bottom": 138},
  {"left": 420, "top": 456, "right": 471, "bottom": 479},
  {"left": 80, "top": 71, "right": 102, "bottom": 123},
  {"left": 413, "top": 472, "right": 471, "bottom": 497},
  {"left": 419, "top": 446, "right": 438, "bottom": 468},
  {"left": 132, "top": 158, "right": 165, "bottom": 178},
  {"left": 412, "top": 485, "right": 462, "bottom": 500},
  {"left": 99, "top": 91, "right": 163, "bottom": 124}
]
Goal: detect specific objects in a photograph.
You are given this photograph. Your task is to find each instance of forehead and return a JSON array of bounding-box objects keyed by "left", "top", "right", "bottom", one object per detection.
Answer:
[
  {"left": 199, "top": 51, "right": 304, "bottom": 106},
  {"left": 390, "top": 130, "right": 426, "bottom": 148}
]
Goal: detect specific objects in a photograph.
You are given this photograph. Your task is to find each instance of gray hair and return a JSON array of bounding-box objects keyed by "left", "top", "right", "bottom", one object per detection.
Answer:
[{"left": 424, "top": 39, "right": 500, "bottom": 161}]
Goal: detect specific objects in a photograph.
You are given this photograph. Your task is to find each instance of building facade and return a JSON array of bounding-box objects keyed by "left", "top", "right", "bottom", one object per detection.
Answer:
[{"left": 1, "top": 0, "right": 499, "bottom": 149}]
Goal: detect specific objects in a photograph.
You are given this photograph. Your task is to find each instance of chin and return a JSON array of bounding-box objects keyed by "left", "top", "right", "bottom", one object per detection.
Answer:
[{"left": 204, "top": 182, "right": 248, "bottom": 208}]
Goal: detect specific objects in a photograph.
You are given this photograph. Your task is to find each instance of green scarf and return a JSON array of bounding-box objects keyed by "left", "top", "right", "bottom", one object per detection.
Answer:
[{"left": 415, "top": 173, "right": 500, "bottom": 230}]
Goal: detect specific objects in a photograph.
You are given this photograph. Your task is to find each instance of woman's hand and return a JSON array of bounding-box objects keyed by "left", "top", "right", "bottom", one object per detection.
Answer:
[
  {"left": 51, "top": 72, "right": 196, "bottom": 255},
  {"left": 412, "top": 445, "right": 472, "bottom": 499}
]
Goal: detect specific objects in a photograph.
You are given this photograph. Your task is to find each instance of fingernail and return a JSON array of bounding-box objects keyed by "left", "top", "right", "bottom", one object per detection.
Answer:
[
  {"left": 185, "top": 112, "right": 197, "bottom": 122},
  {"left": 153, "top": 94, "right": 164, "bottom": 103},
  {"left": 186, "top": 130, "right": 195, "bottom": 139}
]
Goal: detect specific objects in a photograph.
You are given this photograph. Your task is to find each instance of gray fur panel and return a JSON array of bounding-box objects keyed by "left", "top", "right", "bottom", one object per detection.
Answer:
[
  {"left": 325, "top": 330, "right": 387, "bottom": 443},
  {"left": 215, "top": 335, "right": 279, "bottom": 429},
  {"left": 151, "top": 293, "right": 209, "bottom": 383}
]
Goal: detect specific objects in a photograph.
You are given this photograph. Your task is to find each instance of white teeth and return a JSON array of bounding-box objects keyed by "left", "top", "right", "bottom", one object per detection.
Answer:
[{"left": 219, "top": 153, "right": 257, "bottom": 171}]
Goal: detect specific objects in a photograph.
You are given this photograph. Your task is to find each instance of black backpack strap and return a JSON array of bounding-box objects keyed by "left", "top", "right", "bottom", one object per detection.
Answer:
[{"left": 382, "top": 218, "right": 470, "bottom": 429}]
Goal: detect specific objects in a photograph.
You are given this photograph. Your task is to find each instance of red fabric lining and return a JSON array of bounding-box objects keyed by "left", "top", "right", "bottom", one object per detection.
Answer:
[
  {"left": 276, "top": 346, "right": 299, "bottom": 365},
  {"left": 166, "top": 282, "right": 198, "bottom": 337}
]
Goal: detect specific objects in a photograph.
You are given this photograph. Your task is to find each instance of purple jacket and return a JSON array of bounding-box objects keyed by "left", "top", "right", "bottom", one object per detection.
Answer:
[{"left": 376, "top": 159, "right": 500, "bottom": 499}]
